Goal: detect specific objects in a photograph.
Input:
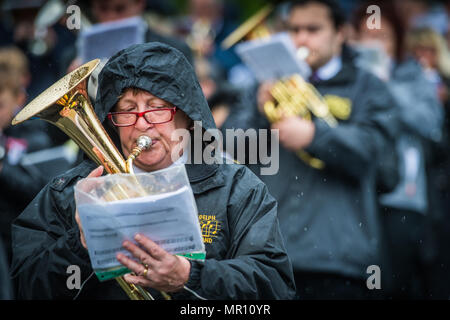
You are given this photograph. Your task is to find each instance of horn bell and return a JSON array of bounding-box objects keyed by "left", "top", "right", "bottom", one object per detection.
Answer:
[{"left": 12, "top": 59, "right": 127, "bottom": 174}]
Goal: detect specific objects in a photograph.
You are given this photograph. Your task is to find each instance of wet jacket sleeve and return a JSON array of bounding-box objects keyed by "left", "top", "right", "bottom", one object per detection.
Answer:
[
  {"left": 0, "top": 239, "right": 13, "bottom": 299},
  {"left": 10, "top": 179, "right": 92, "bottom": 299},
  {"left": 305, "top": 75, "right": 399, "bottom": 181},
  {"left": 173, "top": 170, "right": 296, "bottom": 300}
]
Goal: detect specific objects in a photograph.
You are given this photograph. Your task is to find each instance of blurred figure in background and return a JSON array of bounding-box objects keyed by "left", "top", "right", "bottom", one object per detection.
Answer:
[
  {"left": 194, "top": 56, "right": 254, "bottom": 162},
  {"left": 195, "top": 57, "right": 240, "bottom": 129},
  {"left": 408, "top": 27, "right": 450, "bottom": 105},
  {"left": 90, "top": 0, "right": 192, "bottom": 62},
  {"left": 67, "top": 0, "right": 193, "bottom": 75},
  {"left": 88, "top": 0, "right": 146, "bottom": 23},
  {"left": 0, "top": 44, "right": 31, "bottom": 89},
  {"left": 173, "top": 0, "right": 241, "bottom": 81},
  {"left": 252, "top": 0, "right": 399, "bottom": 299},
  {"left": 407, "top": 26, "right": 450, "bottom": 299},
  {"left": 1, "top": 0, "right": 77, "bottom": 101},
  {"left": 1, "top": 0, "right": 79, "bottom": 147},
  {"left": 352, "top": 1, "right": 444, "bottom": 299},
  {"left": 0, "top": 47, "right": 52, "bottom": 263},
  {"left": 394, "top": 0, "right": 448, "bottom": 35}
]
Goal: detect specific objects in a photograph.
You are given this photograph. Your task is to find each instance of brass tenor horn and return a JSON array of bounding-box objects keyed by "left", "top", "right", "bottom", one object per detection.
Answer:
[{"left": 11, "top": 59, "right": 155, "bottom": 300}]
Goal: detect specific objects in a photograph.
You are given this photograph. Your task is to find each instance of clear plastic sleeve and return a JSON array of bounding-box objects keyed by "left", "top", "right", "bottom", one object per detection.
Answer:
[{"left": 74, "top": 165, "right": 205, "bottom": 281}]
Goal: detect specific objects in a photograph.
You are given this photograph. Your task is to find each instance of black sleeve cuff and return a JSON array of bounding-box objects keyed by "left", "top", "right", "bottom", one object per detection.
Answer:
[
  {"left": 171, "top": 259, "right": 205, "bottom": 300},
  {"left": 304, "top": 118, "right": 331, "bottom": 157}
]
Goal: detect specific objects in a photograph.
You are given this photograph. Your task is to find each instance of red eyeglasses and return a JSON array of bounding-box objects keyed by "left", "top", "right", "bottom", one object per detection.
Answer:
[{"left": 108, "top": 107, "right": 177, "bottom": 127}]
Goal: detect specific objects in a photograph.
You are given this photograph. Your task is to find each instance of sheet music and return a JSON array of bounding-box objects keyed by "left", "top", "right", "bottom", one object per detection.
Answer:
[
  {"left": 77, "top": 16, "right": 147, "bottom": 63},
  {"left": 235, "top": 32, "right": 311, "bottom": 82},
  {"left": 77, "top": 185, "right": 204, "bottom": 270}
]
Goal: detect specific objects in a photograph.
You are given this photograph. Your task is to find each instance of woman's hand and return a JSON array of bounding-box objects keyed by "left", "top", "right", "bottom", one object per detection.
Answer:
[
  {"left": 74, "top": 165, "right": 104, "bottom": 249},
  {"left": 116, "top": 234, "right": 191, "bottom": 293}
]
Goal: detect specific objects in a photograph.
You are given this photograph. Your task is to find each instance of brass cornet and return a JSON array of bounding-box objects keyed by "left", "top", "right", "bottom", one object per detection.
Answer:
[{"left": 11, "top": 59, "right": 157, "bottom": 300}]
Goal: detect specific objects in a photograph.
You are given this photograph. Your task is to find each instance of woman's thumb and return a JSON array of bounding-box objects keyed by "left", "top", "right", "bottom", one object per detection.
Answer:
[{"left": 88, "top": 165, "right": 104, "bottom": 178}]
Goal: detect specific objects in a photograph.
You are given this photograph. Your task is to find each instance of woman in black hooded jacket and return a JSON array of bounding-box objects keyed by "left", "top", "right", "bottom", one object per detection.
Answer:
[{"left": 9, "top": 42, "right": 295, "bottom": 300}]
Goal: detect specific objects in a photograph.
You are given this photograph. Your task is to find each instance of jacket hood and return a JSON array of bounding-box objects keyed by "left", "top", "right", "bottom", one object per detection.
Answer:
[{"left": 95, "top": 42, "right": 216, "bottom": 131}]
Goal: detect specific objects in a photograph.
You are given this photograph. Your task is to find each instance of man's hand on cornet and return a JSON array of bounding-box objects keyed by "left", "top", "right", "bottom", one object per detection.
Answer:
[
  {"left": 272, "top": 116, "right": 316, "bottom": 152},
  {"left": 116, "top": 234, "right": 191, "bottom": 293},
  {"left": 257, "top": 82, "right": 316, "bottom": 152},
  {"left": 257, "top": 81, "right": 275, "bottom": 115}
]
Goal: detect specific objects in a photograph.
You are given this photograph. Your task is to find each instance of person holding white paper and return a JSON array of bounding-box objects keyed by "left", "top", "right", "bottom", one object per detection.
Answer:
[
  {"left": 10, "top": 42, "right": 296, "bottom": 300},
  {"left": 66, "top": 0, "right": 193, "bottom": 74},
  {"left": 252, "top": 0, "right": 400, "bottom": 299}
]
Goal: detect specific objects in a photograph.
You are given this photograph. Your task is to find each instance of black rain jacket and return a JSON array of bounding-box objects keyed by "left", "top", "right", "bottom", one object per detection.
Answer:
[{"left": 10, "top": 42, "right": 296, "bottom": 300}]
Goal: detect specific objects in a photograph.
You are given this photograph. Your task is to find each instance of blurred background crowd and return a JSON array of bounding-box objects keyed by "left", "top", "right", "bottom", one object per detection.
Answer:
[{"left": 0, "top": 0, "right": 449, "bottom": 300}]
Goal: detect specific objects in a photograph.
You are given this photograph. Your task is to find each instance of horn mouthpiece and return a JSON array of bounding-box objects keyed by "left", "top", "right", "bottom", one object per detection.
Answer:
[{"left": 137, "top": 135, "right": 152, "bottom": 150}]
